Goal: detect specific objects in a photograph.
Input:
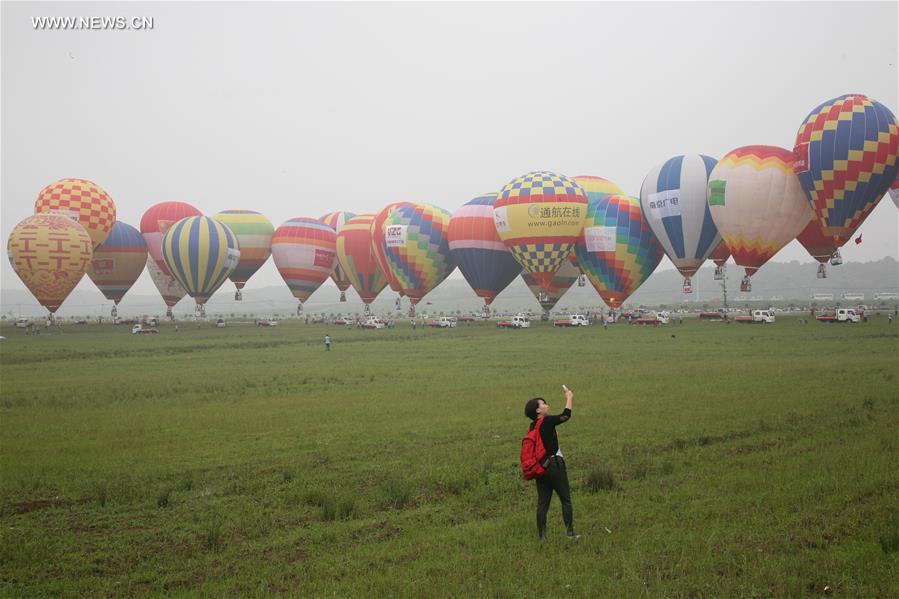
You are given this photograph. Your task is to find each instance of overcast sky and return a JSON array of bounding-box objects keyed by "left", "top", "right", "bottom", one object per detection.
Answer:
[{"left": 2, "top": 1, "right": 897, "bottom": 298}]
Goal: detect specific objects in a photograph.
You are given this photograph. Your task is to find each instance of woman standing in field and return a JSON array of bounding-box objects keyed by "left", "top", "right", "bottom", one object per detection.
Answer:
[{"left": 524, "top": 385, "right": 579, "bottom": 540}]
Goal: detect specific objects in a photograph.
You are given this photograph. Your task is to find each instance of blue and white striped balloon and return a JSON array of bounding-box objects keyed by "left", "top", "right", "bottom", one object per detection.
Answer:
[
  {"left": 162, "top": 216, "right": 241, "bottom": 305},
  {"left": 639, "top": 154, "right": 721, "bottom": 280}
]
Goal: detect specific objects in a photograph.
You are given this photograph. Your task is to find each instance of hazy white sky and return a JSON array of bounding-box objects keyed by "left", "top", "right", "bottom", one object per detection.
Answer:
[{"left": 2, "top": 1, "right": 897, "bottom": 297}]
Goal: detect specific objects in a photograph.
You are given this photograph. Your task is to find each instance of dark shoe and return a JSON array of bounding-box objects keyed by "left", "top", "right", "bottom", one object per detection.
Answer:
[
  {"left": 538, "top": 529, "right": 546, "bottom": 541},
  {"left": 567, "top": 529, "right": 581, "bottom": 540}
]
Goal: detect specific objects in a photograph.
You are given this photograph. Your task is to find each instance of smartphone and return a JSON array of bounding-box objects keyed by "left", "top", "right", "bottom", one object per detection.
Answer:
[{"left": 562, "top": 384, "right": 569, "bottom": 392}]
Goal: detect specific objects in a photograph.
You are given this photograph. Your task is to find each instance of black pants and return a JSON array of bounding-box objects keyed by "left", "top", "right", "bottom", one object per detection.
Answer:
[{"left": 536, "top": 456, "right": 573, "bottom": 533}]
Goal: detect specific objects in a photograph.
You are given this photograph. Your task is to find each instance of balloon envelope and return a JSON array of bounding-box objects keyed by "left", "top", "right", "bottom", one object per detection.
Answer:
[
  {"left": 161, "top": 216, "right": 240, "bottom": 304},
  {"left": 576, "top": 194, "right": 664, "bottom": 309},
  {"left": 141, "top": 202, "right": 202, "bottom": 276},
  {"left": 380, "top": 203, "right": 455, "bottom": 304},
  {"left": 34, "top": 178, "right": 116, "bottom": 248},
  {"left": 708, "top": 146, "right": 811, "bottom": 277},
  {"left": 494, "top": 171, "right": 587, "bottom": 290},
  {"left": 319, "top": 212, "right": 356, "bottom": 294},
  {"left": 336, "top": 214, "right": 388, "bottom": 304},
  {"left": 793, "top": 94, "right": 899, "bottom": 245},
  {"left": 448, "top": 193, "right": 522, "bottom": 306},
  {"left": 639, "top": 154, "right": 721, "bottom": 279},
  {"left": 271, "top": 218, "right": 337, "bottom": 303},
  {"left": 890, "top": 174, "right": 899, "bottom": 209},
  {"left": 571, "top": 176, "right": 625, "bottom": 269},
  {"left": 521, "top": 255, "right": 580, "bottom": 312},
  {"left": 212, "top": 210, "right": 274, "bottom": 290},
  {"left": 87, "top": 221, "right": 148, "bottom": 304},
  {"left": 708, "top": 239, "right": 730, "bottom": 267},
  {"left": 146, "top": 255, "right": 187, "bottom": 308},
  {"left": 371, "top": 202, "right": 411, "bottom": 296},
  {"left": 7, "top": 214, "right": 93, "bottom": 312}
]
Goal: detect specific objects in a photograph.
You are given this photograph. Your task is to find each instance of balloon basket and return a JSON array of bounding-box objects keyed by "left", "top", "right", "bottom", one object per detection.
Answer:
[
  {"left": 235, "top": 289, "right": 242, "bottom": 301},
  {"left": 713, "top": 266, "right": 724, "bottom": 281},
  {"left": 340, "top": 291, "right": 346, "bottom": 302},
  {"left": 577, "top": 275, "right": 586, "bottom": 288},
  {"left": 408, "top": 305, "right": 416, "bottom": 317},
  {"left": 296, "top": 303, "right": 303, "bottom": 316},
  {"left": 395, "top": 297, "right": 402, "bottom": 311},
  {"left": 195, "top": 304, "right": 206, "bottom": 318},
  {"left": 830, "top": 249, "right": 842, "bottom": 266},
  {"left": 111, "top": 305, "right": 118, "bottom": 318},
  {"left": 817, "top": 263, "right": 827, "bottom": 279},
  {"left": 682, "top": 278, "right": 693, "bottom": 294},
  {"left": 364, "top": 304, "right": 371, "bottom": 315},
  {"left": 166, "top": 308, "right": 174, "bottom": 319},
  {"left": 740, "top": 276, "right": 751, "bottom": 293}
]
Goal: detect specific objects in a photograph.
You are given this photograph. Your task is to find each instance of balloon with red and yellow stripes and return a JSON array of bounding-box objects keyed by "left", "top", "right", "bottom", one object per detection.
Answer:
[
  {"left": 212, "top": 210, "right": 274, "bottom": 299},
  {"left": 86, "top": 221, "right": 147, "bottom": 305},
  {"left": 319, "top": 211, "right": 356, "bottom": 301},
  {"left": 336, "top": 214, "right": 387, "bottom": 305},
  {"left": 34, "top": 178, "right": 116, "bottom": 248}
]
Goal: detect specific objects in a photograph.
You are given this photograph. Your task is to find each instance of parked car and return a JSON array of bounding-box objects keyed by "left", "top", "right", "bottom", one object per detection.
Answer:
[
  {"left": 15, "top": 317, "right": 32, "bottom": 328},
  {"left": 553, "top": 314, "right": 590, "bottom": 327},
  {"left": 132, "top": 324, "right": 159, "bottom": 334},
  {"left": 216, "top": 318, "right": 226, "bottom": 328},
  {"left": 497, "top": 314, "right": 531, "bottom": 329}
]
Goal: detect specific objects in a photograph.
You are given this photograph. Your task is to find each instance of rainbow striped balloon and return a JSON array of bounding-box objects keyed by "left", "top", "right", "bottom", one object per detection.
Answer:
[
  {"left": 271, "top": 218, "right": 337, "bottom": 305},
  {"left": 379, "top": 203, "right": 455, "bottom": 305},
  {"left": 522, "top": 255, "right": 580, "bottom": 312},
  {"left": 161, "top": 216, "right": 240, "bottom": 305},
  {"left": 572, "top": 176, "right": 625, "bottom": 269},
  {"left": 86, "top": 221, "right": 148, "bottom": 304},
  {"left": 212, "top": 210, "right": 274, "bottom": 292},
  {"left": 336, "top": 214, "right": 387, "bottom": 305},
  {"left": 494, "top": 171, "right": 587, "bottom": 290},
  {"left": 371, "top": 202, "right": 411, "bottom": 296},
  {"left": 35, "top": 178, "right": 116, "bottom": 248},
  {"left": 319, "top": 211, "right": 356, "bottom": 299},
  {"left": 794, "top": 94, "right": 899, "bottom": 245},
  {"left": 448, "top": 194, "right": 521, "bottom": 306},
  {"left": 575, "top": 194, "right": 664, "bottom": 309}
]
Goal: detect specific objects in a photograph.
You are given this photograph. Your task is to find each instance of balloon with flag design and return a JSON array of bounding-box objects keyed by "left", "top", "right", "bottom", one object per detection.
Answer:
[
  {"left": 212, "top": 210, "right": 274, "bottom": 300},
  {"left": 271, "top": 218, "right": 337, "bottom": 314},
  {"left": 86, "top": 221, "right": 147, "bottom": 307},
  {"left": 639, "top": 154, "right": 721, "bottom": 293},
  {"left": 141, "top": 202, "right": 202, "bottom": 276},
  {"left": 707, "top": 146, "right": 811, "bottom": 292},
  {"left": 448, "top": 193, "right": 522, "bottom": 311},
  {"left": 319, "top": 211, "right": 356, "bottom": 302},
  {"left": 521, "top": 255, "right": 581, "bottom": 313},
  {"left": 494, "top": 171, "right": 587, "bottom": 291},
  {"left": 576, "top": 194, "right": 664, "bottom": 309},
  {"left": 793, "top": 94, "right": 899, "bottom": 247},
  {"left": 336, "top": 214, "right": 387, "bottom": 309},
  {"left": 161, "top": 216, "right": 240, "bottom": 313},
  {"left": 146, "top": 255, "right": 187, "bottom": 316},
  {"left": 34, "top": 178, "right": 116, "bottom": 248},
  {"left": 379, "top": 203, "right": 454, "bottom": 312},
  {"left": 7, "top": 214, "right": 93, "bottom": 315}
]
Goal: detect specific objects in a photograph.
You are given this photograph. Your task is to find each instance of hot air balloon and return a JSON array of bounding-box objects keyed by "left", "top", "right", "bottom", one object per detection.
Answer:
[
  {"left": 448, "top": 194, "right": 522, "bottom": 313},
  {"left": 793, "top": 94, "right": 899, "bottom": 262},
  {"left": 7, "top": 214, "right": 93, "bottom": 318},
  {"left": 271, "top": 218, "right": 337, "bottom": 314},
  {"left": 161, "top": 216, "right": 240, "bottom": 317},
  {"left": 34, "top": 178, "right": 116, "bottom": 248},
  {"left": 521, "top": 256, "right": 581, "bottom": 313},
  {"left": 146, "top": 256, "right": 187, "bottom": 319},
  {"left": 640, "top": 155, "right": 721, "bottom": 294},
  {"left": 336, "top": 214, "right": 387, "bottom": 312},
  {"left": 708, "top": 146, "right": 811, "bottom": 292},
  {"left": 319, "top": 211, "right": 356, "bottom": 302},
  {"left": 494, "top": 171, "right": 587, "bottom": 292},
  {"left": 575, "top": 194, "right": 664, "bottom": 309},
  {"left": 141, "top": 202, "right": 202, "bottom": 276},
  {"left": 378, "top": 203, "right": 454, "bottom": 315},
  {"left": 708, "top": 240, "right": 730, "bottom": 280},
  {"left": 86, "top": 221, "right": 148, "bottom": 317},
  {"left": 572, "top": 176, "right": 625, "bottom": 286},
  {"left": 211, "top": 210, "right": 274, "bottom": 300},
  {"left": 371, "top": 202, "right": 411, "bottom": 310}
]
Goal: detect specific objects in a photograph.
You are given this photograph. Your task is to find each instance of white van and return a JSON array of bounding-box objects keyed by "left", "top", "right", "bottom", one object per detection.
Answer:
[
  {"left": 15, "top": 317, "right": 32, "bottom": 328},
  {"left": 438, "top": 316, "right": 457, "bottom": 328}
]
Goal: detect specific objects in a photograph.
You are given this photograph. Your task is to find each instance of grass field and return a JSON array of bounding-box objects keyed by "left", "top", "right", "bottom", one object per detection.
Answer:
[{"left": 1, "top": 315, "right": 897, "bottom": 597}]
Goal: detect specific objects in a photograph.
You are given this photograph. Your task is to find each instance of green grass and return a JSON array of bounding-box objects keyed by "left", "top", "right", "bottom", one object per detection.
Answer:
[{"left": 1, "top": 316, "right": 897, "bottom": 596}]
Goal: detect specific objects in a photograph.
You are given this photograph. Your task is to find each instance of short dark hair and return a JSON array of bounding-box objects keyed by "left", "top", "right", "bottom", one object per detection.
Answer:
[{"left": 524, "top": 397, "right": 544, "bottom": 421}]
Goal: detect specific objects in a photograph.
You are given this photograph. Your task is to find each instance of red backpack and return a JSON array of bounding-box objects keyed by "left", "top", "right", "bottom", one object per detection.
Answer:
[{"left": 521, "top": 419, "right": 550, "bottom": 480}]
